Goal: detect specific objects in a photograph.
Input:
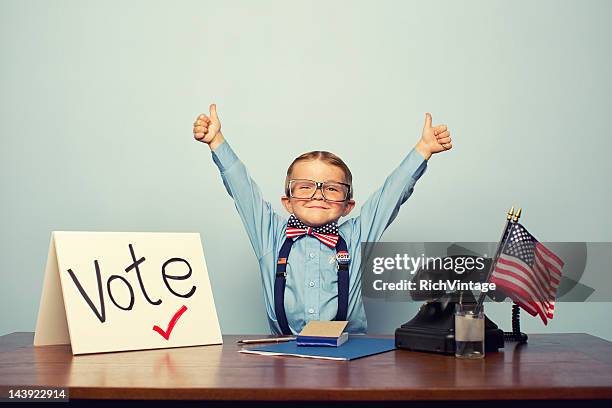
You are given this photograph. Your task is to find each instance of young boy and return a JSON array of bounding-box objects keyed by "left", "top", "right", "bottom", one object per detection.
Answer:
[{"left": 193, "top": 104, "right": 452, "bottom": 335}]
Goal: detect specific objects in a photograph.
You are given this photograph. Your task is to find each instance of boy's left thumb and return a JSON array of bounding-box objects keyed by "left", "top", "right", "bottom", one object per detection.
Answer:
[{"left": 424, "top": 112, "right": 432, "bottom": 129}]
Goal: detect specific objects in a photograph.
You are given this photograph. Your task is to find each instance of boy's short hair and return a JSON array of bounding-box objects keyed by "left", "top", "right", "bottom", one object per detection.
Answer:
[{"left": 285, "top": 151, "right": 353, "bottom": 200}]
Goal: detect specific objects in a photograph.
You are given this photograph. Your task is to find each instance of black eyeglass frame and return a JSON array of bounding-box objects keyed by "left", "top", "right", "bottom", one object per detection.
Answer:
[{"left": 287, "top": 179, "right": 352, "bottom": 202}]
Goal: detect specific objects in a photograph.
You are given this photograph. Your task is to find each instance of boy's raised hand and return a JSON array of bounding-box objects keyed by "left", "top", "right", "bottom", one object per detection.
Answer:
[
  {"left": 415, "top": 112, "right": 452, "bottom": 160},
  {"left": 193, "top": 103, "right": 223, "bottom": 147}
]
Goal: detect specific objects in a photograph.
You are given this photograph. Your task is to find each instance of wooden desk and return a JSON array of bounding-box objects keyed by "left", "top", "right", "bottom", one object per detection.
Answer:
[{"left": 1, "top": 332, "right": 611, "bottom": 402}]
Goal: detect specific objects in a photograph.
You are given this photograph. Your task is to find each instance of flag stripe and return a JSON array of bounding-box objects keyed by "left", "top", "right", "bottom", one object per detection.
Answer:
[
  {"left": 490, "top": 276, "right": 549, "bottom": 325},
  {"left": 532, "top": 261, "right": 558, "bottom": 319},
  {"left": 499, "top": 255, "right": 555, "bottom": 298},
  {"left": 534, "top": 248, "right": 562, "bottom": 280},
  {"left": 494, "top": 265, "right": 553, "bottom": 310},
  {"left": 535, "top": 242, "right": 565, "bottom": 269},
  {"left": 494, "top": 278, "right": 554, "bottom": 325},
  {"left": 490, "top": 275, "right": 548, "bottom": 324},
  {"left": 497, "top": 256, "right": 555, "bottom": 299},
  {"left": 533, "top": 258, "right": 559, "bottom": 292},
  {"left": 492, "top": 266, "right": 554, "bottom": 311},
  {"left": 534, "top": 252, "right": 561, "bottom": 282}
]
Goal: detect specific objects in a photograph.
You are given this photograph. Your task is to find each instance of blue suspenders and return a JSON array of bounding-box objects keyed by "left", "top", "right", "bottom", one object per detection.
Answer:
[{"left": 274, "top": 236, "right": 350, "bottom": 335}]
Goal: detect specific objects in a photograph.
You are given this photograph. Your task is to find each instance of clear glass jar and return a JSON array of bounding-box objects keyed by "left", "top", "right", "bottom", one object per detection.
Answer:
[{"left": 454, "top": 303, "right": 485, "bottom": 359}]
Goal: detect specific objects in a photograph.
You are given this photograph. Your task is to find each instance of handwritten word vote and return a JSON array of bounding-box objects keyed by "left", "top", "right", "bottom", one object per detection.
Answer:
[{"left": 66, "top": 244, "right": 197, "bottom": 323}]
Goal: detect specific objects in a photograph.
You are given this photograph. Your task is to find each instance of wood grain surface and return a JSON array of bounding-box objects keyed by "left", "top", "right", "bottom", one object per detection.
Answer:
[{"left": 1, "top": 332, "right": 611, "bottom": 401}]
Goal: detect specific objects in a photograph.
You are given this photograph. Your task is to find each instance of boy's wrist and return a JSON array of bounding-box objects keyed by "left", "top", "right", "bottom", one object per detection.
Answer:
[
  {"left": 415, "top": 140, "right": 432, "bottom": 161},
  {"left": 209, "top": 132, "right": 225, "bottom": 151}
]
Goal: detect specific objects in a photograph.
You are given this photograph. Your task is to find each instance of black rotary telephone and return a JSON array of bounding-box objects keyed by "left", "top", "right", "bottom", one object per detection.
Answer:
[{"left": 394, "top": 255, "right": 527, "bottom": 355}]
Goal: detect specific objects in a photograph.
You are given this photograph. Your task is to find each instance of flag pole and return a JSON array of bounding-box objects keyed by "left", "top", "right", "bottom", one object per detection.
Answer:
[{"left": 474, "top": 207, "right": 519, "bottom": 314}]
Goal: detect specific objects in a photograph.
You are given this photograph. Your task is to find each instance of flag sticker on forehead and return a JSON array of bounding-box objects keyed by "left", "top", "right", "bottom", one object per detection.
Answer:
[
  {"left": 286, "top": 214, "right": 339, "bottom": 248},
  {"left": 490, "top": 222, "right": 564, "bottom": 325}
]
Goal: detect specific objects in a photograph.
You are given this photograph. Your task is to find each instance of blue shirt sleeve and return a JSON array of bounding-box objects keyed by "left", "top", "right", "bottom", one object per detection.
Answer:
[
  {"left": 211, "top": 140, "right": 285, "bottom": 259},
  {"left": 352, "top": 147, "right": 428, "bottom": 242}
]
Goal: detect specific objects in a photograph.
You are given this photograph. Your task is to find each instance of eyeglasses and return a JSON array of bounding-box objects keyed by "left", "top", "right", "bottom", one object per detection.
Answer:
[{"left": 287, "top": 179, "right": 351, "bottom": 202}]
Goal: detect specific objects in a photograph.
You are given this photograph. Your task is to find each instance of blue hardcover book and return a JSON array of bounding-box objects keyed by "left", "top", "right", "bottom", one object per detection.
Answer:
[
  {"left": 296, "top": 332, "right": 349, "bottom": 347},
  {"left": 239, "top": 336, "right": 396, "bottom": 361}
]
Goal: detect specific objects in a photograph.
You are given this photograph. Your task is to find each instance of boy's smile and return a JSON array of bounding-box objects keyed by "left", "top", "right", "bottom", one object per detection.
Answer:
[{"left": 281, "top": 159, "right": 355, "bottom": 227}]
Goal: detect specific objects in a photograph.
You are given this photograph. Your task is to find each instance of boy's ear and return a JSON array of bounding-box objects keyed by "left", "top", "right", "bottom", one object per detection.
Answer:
[
  {"left": 342, "top": 199, "right": 356, "bottom": 216},
  {"left": 281, "top": 196, "right": 293, "bottom": 213}
]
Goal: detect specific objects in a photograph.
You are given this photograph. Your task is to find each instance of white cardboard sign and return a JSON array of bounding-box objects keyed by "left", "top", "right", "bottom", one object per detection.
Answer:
[{"left": 34, "top": 231, "right": 222, "bottom": 355}]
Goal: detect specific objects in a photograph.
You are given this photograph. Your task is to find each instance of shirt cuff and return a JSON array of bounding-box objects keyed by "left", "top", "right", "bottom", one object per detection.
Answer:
[
  {"left": 402, "top": 147, "right": 428, "bottom": 181},
  {"left": 211, "top": 140, "right": 238, "bottom": 173}
]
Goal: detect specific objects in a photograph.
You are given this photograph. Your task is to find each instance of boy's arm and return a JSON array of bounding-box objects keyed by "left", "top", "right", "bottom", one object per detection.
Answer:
[
  {"left": 353, "top": 113, "right": 452, "bottom": 242},
  {"left": 194, "top": 105, "right": 284, "bottom": 259},
  {"left": 354, "top": 147, "right": 428, "bottom": 243},
  {"left": 210, "top": 136, "right": 284, "bottom": 259}
]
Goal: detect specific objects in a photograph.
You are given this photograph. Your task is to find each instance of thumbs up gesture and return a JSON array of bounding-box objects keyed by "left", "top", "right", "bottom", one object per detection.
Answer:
[
  {"left": 415, "top": 112, "right": 452, "bottom": 160},
  {"left": 193, "top": 103, "right": 224, "bottom": 148}
]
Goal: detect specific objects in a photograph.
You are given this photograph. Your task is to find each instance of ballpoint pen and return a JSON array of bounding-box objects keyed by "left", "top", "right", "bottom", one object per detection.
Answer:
[{"left": 237, "top": 336, "right": 296, "bottom": 345}]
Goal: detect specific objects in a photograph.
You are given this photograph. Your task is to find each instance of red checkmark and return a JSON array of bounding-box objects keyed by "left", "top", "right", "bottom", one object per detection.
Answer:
[{"left": 153, "top": 305, "right": 188, "bottom": 340}]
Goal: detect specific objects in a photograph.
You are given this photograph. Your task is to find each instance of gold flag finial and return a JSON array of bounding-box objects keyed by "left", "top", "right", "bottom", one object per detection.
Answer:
[
  {"left": 507, "top": 206, "right": 515, "bottom": 220},
  {"left": 513, "top": 207, "right": 522, "bottom": 222}
]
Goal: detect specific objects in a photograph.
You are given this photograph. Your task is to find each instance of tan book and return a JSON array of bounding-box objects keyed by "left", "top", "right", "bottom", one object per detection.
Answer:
[{"left": 297, "top": 321, "right": 349, "bottom": 347}]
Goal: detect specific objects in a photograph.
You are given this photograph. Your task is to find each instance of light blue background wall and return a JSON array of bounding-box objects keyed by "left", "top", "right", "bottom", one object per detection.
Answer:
[{"left": 1, "top": 0, "right": 611, "bottom": 339}]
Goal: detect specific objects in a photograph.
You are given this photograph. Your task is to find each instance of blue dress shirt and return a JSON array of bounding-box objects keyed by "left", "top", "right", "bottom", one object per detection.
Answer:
[{"left": 211, "top": 140, "right": 427, "bottom": 334}]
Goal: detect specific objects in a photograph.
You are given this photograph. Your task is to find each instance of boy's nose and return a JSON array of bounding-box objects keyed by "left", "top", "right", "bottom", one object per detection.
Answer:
[{"left": 312, "top": 188, "right": 325, "bottom": 200}]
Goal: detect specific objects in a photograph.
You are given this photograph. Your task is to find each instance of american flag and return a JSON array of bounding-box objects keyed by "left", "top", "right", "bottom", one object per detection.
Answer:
[{"left": 489, "top": 222, "right": 564, "bottom": 325}]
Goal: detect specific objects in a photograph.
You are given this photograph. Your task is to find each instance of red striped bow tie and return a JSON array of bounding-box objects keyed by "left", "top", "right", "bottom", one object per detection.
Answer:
[{"left": 286, "top": 214, "right": 339, "bottom": 248}]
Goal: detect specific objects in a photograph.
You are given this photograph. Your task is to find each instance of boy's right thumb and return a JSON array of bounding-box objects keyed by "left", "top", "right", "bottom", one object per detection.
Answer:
[{"left": 210, "top": 103, "right": 219, "bottom": 120}]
